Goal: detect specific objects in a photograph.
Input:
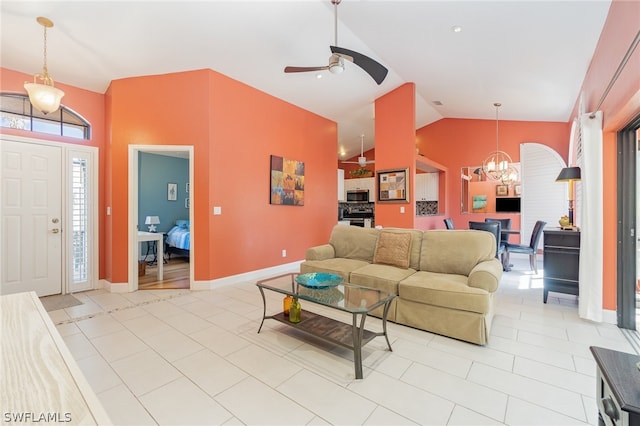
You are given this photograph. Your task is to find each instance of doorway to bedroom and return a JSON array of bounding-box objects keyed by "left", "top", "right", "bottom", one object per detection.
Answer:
[{"left": 128, "top": 145, "right": 194, "bottom": 292}]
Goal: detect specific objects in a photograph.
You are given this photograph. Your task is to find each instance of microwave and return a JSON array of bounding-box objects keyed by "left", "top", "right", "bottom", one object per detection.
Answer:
[{"left": 346, "top": 189, "right": 369, "bottom": 203}]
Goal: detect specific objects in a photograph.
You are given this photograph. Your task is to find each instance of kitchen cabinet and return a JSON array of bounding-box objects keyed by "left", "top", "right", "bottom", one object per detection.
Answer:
[
  {"left": 542, "top": 229, "right": 580, "bottom": 303},
  {"left": 344, "top": 177, "right": 375, "bottom": 197},
  {"left": 337, "top": 169, "right": 345, "bottom": 202},
  {"left": 415, "top": 173, "right": 438, "bottom": 201}
]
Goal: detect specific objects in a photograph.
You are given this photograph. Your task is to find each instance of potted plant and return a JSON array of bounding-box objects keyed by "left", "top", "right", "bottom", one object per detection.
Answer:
[{"left": 349, "top": 167, "right": 373, "bottom": 178}]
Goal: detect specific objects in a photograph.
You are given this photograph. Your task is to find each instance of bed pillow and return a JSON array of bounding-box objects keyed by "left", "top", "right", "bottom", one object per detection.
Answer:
[
  {"left": 373, "top": 231, "right": 412, "bottom": 269},
  {"left": 175, "top": 219, "right": 190, "bottom": 229}
]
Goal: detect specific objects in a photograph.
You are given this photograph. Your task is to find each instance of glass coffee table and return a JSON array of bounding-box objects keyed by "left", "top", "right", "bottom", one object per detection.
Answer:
[{"left": 256, "top": 273, "right": 396, "bottom": 379}]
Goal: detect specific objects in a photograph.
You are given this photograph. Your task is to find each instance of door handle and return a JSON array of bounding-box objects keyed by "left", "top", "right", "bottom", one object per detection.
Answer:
[{"left": 50, "top": 228, "right": 59, "bottom": 234}]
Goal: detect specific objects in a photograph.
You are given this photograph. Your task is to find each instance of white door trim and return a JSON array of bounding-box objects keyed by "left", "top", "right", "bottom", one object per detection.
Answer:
[
  {"left": 127, "top": 145, "right": 194, "bottom": 292},
  {"left": 0, "top": 134, "right": 99, "bottom": 294}
]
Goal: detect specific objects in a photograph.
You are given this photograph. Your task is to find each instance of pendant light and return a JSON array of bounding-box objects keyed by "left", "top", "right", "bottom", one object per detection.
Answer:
[
  {"left": 482, "top": 103, "right": 511, "bottom": 181},
  {"left": 24, "top": 17, "right": 65, "bottom": 115}
]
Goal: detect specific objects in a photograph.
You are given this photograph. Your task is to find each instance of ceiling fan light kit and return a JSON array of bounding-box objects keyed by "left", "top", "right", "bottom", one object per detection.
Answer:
[
  {"left": 341, "top": 135, "right": 375, "bottom": 167},
  {"left": 24, "top": 16, "right": 65, "bottom": 115},
  {"left": 284, "top": 0, "right": 388, "bottom": 85}
]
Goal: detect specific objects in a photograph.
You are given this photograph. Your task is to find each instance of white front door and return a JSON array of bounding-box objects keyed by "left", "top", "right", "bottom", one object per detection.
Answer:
[{"left": 1, "top": 140, "right": 62, "bottom": 296}]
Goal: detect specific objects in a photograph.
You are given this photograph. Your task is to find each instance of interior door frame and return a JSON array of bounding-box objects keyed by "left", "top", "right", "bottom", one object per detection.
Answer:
[
  {"left": 617, "top": 114, "right": 640, "bottom": 329},
  {"left": 128, "top": 145, "right": 194, "bottom": 292},
  {"left": 0, "top": 134, "right": 99, "bottom": 295}
]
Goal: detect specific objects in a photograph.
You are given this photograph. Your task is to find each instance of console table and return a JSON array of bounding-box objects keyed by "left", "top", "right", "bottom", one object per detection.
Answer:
[
  {"left": 590, "top": 346, "right": 640, "bottom": 426},
  {"left": 1, "top": 292, "right": 111, "bottom": 424},
  {"left": 542, "top": 229, "right": 580, "bottom": 303}
]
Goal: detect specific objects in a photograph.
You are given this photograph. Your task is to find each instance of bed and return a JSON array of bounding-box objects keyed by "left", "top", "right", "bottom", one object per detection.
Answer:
[{"left": 165, "top": 220, "right": 190, "bottom": 259}]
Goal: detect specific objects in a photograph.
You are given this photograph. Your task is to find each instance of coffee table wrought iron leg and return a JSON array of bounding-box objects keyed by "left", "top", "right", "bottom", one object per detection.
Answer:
[
  {"left": 382, "top": 299, "right": 393, "bottom": 351},
  {"left": 257, "top": 286, "right": 267, "bottom": 333},
  {"left": 352, "top": 313, "right": 368, "bottom": 379}
]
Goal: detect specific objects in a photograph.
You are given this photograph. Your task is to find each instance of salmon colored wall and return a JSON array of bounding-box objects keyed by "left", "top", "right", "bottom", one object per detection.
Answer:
[
  {"left": 571, "top": 0, "right": 640, "bottom": 312},
  {"left": 208, "top": 70, "right": 337, "bottom": 279},
  {"left": 107, "top": 69, "right": 337, "bottom": 283},
  {"left": 375, "top": 83, "right": 416, "bottom": 229},
  {"left": 0, "top": 68, "right": 107, "bottom": 279},
  {"left": 416, "top": 118, "right": 570, "bottom": 235}
]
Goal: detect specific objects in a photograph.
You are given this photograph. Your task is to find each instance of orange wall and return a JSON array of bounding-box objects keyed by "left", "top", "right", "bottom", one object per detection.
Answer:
[
  {"left": 0, "top": 67, "right": 107, "bottom": 279},
  {"left": 375, "top": 83, "right": 416, "bottom": 228},
  {"left": 416, "top": 118, "right": 570, "bottom": 233},
  {"left": 107, "top": 69, "right": 337, "bottom": 283},
  {"left": 572, "top": 0, "right": 640, "bottom": 311}
]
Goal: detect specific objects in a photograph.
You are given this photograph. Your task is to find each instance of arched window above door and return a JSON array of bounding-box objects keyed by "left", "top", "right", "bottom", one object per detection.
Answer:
[{"left": 0, "top": 93, "right": 90, "bottom": 140}]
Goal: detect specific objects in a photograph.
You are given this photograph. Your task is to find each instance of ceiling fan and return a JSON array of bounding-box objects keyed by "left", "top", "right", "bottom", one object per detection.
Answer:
[
  {"left": 342, "top": 135, "right": 375, "bottom": 167},
  {"left": 284, "top": 0, "right": 388, "bottom": 85}
]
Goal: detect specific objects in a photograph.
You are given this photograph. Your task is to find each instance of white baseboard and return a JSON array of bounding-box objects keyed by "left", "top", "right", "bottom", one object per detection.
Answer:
[
  {"left": 195, "top": 260, "right": 303, "bottom": 290},
  {"left": 100, "top": 261, "right": 303, "bottom": 293},
  {"left": 602, "top": 308, "right": 617, "bottom": 325}
]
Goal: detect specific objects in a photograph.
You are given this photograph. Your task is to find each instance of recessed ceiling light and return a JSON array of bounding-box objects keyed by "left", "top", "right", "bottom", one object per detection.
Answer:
[
  {"left": 316, "top": 73, "right": 323, "bottom": 79},
  {"left": 452, "top": 25, "right": 462, "bottom": 33}
]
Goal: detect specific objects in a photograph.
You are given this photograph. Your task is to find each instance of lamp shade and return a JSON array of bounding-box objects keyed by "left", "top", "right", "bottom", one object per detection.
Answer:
[
  {"left": 145, "top": 216, "right": 160, "bottom": 225},
  {"left": 556, "top": 166, "right": 581, "bottom": 182},
  {"left": 24, "top": 82, "right": 64, "bottom": 114}
]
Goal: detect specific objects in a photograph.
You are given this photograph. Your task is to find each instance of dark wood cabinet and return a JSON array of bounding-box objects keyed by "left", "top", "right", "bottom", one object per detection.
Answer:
[
  {"left": 590, "top": 346, "right": 640, "bottom": 426},
  {"left": 543, "top": 229, "right": 580, "bottom": 303}
]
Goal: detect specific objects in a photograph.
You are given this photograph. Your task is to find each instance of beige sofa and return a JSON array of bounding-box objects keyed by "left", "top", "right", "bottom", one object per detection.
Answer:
[{"left": 300, "top": 225, "right": 503, "bottom": 345}]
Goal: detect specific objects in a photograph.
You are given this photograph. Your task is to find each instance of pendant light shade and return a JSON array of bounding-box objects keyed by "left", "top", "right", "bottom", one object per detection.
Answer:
[
  {"left": 482, "top": 103, "right": 512, "bottom": 181},
  {"left": 24, "top": 17, "right": 64, "bottom": 115}
]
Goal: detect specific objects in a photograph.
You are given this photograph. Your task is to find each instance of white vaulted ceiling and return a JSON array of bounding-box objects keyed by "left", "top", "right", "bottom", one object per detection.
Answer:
[{"left": 0, "top": 1, "right": 612, "bottom": 158}]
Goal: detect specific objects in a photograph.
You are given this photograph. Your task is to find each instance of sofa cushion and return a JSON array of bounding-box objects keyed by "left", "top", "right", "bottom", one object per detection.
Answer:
[
  {"left": 420, "top": 230, "right": 495, "bottom": 276},
  {"left": 376, "top": 228, "right": 423, "bottom": 270},
  {"left": 373, "top": 231, "right": 412, "bottom": 269},
  {"left": 350, "top": 263, "right": 416, "bottom": 296},
  {"left": 329, "top": 225, "right": 379, "bottom": 262},
  {"left": 399, "top": 271, "right": 490, "bottom": 314},
  {"left": 300, "top": 258, "right": 370, "bottom": 282}
]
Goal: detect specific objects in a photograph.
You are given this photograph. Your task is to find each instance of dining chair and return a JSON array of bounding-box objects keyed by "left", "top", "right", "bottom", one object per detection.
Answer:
[
  {"left": 443, "top": 218, "right": 455, "bottom": 230},
  {"left": 504, "top": 220, "right": 547, "bottom": 274},
  {"left": 485, "top": 218, "right": 512, "bottom": 244},
  {"left": 469, "top": 221, "right": 507, "bottom": 269}
]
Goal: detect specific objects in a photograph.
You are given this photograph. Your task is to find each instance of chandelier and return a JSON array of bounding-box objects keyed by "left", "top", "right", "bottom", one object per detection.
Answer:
[
  {"left": 24, "top": 17, "right": 65, "bottom": 115},
  {"left": 482, "top": 103, "right": 512, "bottom": 181}
]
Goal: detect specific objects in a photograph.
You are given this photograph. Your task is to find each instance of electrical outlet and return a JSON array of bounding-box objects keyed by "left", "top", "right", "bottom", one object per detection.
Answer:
[
  {"left": 213, "top": 206, "right": 222, "bottom": 215},
  {"left": 400, "top": 206, "right": 405, "bottom": 213},
  {"left": 282, "top": 249, "right": 287, "bottom": 257}
]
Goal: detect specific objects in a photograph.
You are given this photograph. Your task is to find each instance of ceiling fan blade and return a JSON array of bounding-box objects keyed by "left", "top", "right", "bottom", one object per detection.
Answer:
[
  {"left": 341, "top": 161, "right": 361, "bottom": 164},
  {"left": 330, "top": 46, "right": 388, "bottom": 85},
  {"left": 284, "top": 66, "right": 329, "bottom": 73}
]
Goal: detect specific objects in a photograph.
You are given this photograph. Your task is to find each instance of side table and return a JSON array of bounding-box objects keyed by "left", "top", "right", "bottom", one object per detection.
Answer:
[{"left": 590, "top": 346, "right": 640, "bottom": 426}]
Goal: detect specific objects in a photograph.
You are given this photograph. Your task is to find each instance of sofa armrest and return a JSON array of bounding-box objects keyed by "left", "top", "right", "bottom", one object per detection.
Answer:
[
  {"left": 467, "top": 258, "right": 502, "bottom": 293},
  {"left": 305, "top": 244, "right": 336, "bottom": 261}
]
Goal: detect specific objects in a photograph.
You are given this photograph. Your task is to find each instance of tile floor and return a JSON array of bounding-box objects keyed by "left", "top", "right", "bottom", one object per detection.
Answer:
[{"left": 49, "top": 254, "right": 639, "bottom": 426}]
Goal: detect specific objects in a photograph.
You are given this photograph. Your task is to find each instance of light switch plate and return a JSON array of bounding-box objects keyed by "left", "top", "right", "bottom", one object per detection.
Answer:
[{"left": 213, "top": 206, "right": 222, "bottom": 215}]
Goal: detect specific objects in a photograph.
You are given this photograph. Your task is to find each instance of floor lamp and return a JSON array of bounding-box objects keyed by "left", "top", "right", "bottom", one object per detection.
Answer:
[{"left": 556, "top": 167, "right": 581, "bottom": 227}]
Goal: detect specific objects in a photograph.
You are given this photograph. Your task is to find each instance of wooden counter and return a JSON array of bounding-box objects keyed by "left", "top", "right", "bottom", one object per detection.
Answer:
[{"left": 1, "top": 292, "right": 111, "bottom": 424}]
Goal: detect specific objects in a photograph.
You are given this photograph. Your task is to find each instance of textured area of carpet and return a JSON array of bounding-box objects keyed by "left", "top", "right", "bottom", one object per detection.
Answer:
[{"left": 39, "top": 294, "right": 83, "bottom": 312}]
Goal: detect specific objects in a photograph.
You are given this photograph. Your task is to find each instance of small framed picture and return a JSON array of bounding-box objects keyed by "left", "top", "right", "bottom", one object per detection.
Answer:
[
  {"left": 514, "top": 184, "right": 522, "bottom": 196},
  {"left": 496, "top": 185, "right": 508, "bottom": 196},
  {"left": 167, "top": 183, "right": 177, "bottom": 201},
  {"left": 185, "top": 198, "right": 190, "bottom": 209}
]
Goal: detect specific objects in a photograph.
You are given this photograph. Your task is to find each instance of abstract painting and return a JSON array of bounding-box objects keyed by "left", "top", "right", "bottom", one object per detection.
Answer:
[{"left": 270, "top": 155, "right": 304, "bottom": 205}]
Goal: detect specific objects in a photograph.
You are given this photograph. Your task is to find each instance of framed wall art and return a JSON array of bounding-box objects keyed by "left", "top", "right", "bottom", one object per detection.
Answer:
[
  {"left": 496, "top": 184, "right": 508, "bottom": 196},
  {"left": 270, "top": 155, "right": 305, "bottom": 206},
  {"left": 377, "top": 168, "right": 409, "bottom": 203},
  {"left": 167, "top": 183, "right": 177, "bottom": 201},
  {"left": 514, "top": 184, "right": 522, "bottom": 196}
]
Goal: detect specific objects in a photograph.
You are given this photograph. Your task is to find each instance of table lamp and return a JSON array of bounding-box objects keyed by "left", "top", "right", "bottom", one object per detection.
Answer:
[
  {"left": 556, "top": 167, "right": 581, "bottom": 227},
  {"left": 145, "top": 215, "right": 160, "bottom": 232}
]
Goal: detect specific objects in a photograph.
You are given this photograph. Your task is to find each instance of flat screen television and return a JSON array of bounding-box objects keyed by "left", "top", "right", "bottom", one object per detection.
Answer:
[{"left": 495, "top": 197, "right": 521, "bottom": 212}]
